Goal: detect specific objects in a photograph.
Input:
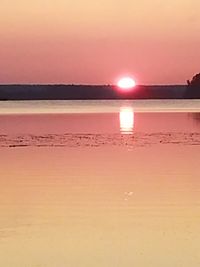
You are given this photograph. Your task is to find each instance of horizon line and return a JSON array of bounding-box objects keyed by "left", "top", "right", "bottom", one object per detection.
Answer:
[{"left": 0, "top": 83, "right": 186, "bottom": 86}]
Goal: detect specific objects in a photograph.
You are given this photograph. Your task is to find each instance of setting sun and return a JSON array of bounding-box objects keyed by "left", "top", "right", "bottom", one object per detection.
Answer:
[{"left": 117, "top": 77, "right": 136, "bottom": 90}]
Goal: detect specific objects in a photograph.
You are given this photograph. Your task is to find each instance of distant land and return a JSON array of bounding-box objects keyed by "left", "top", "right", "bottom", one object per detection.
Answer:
[{"left": 0, "top": 84, "right": 192, "bottom": 100}]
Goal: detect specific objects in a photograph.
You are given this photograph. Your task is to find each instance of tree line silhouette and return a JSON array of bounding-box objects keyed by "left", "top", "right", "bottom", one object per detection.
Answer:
[
  {"left": 186, "top": 73, "right": 200, "bottom": 98},
  {"left": 0, "top": 73, "right": 199, "bottom": 100}
]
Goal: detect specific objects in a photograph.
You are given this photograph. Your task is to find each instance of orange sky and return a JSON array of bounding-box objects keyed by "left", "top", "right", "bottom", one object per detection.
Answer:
[{"left": 0, "top": 0, "right": 200, "bottom": 84}]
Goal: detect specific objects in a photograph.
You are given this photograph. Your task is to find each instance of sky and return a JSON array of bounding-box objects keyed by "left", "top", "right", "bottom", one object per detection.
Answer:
[{"left": 0, "top": 0, "right": 200, "bottom": 85}]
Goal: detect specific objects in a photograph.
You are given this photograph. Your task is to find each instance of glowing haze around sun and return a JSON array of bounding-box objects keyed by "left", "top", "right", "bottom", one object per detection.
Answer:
[{"left": 117, "top": 77, "right": 136, "bottom": 90}]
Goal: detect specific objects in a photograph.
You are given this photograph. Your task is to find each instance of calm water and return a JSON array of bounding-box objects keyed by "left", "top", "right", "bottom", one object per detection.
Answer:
[{"left": 0, "top": 100, "right": 200, "bottom": 266}]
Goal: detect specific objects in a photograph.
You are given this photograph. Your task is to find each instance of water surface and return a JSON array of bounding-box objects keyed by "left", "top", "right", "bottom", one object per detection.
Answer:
[{"left": 0, "top": 100, "right": 200, "bottom": 267}]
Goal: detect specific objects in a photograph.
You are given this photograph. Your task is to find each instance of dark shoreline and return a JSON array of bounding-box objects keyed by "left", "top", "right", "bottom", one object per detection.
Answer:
[{"left": 0, "top": 84, "right": 190, "bottom": 100}]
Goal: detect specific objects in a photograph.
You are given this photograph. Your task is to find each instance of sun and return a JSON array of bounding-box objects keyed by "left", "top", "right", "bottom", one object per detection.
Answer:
[{"left": 117, "top": 77, "right": 136, "bottom": 90}]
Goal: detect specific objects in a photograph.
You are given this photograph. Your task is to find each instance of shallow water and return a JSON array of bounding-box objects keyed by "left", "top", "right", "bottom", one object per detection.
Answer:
[{"left": 0, "top": 100, "right": 200, "bottom": 266}]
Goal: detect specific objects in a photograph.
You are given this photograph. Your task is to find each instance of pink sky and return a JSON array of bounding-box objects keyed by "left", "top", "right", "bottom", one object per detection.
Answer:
[{"left": 0, "top": 0, "right": 200, "bottom": 84}]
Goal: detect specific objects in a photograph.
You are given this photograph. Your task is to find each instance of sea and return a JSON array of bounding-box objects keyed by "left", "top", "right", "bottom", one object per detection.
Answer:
[{"left": 0, "top": 100, "right": 200, "bottom": 267}]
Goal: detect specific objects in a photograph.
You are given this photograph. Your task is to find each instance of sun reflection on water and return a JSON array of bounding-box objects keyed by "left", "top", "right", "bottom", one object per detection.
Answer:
[{"left": 119, "top": 107, "right": 134, "bottom": 134}]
